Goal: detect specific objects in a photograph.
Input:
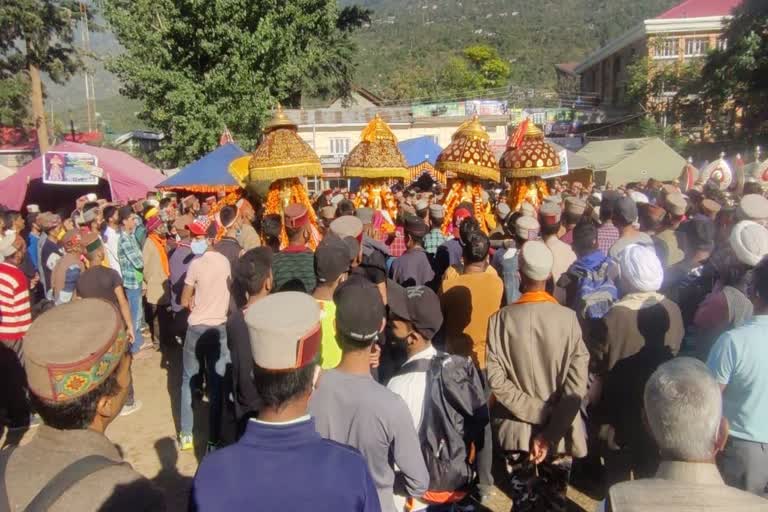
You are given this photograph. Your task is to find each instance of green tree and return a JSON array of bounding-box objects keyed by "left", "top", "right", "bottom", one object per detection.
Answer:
[
  {"left": 697, "top": 0, "right": 768, "bottom": 136},
  {"left": 0, "top": 74, "right": 30, "bottom": 126},
  {"left": 0, "top": 0, "right": 89, "bottom": 151},
  {"left": 462, "top": 45, "right": 511, "bottom": 89},
  {"left": 103, "top": 0, "right": 368, "bottom": 167}
]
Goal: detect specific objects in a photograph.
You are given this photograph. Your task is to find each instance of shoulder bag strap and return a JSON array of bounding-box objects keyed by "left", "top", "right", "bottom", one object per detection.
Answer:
[
  {"left": 23, "top": 455, "right": 126, "bottom": 512},
  {"left": 395, "top": 358, "right": 432, "bottom": 377}
]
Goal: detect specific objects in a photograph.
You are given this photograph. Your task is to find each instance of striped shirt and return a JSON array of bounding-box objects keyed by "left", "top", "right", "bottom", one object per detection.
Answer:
[{"left": 0, "top": 262, "right": 32, "bottom": 340}]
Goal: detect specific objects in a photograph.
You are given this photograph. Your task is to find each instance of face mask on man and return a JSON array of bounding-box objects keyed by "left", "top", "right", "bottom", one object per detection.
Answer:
[{"left": 190, "top": 239, "right": 208, "bottom": 255}]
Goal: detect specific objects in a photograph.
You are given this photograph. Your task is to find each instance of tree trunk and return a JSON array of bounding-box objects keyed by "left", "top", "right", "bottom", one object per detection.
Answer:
[{"left": 28, "top": 63, "right": 49, "bottom": 154}]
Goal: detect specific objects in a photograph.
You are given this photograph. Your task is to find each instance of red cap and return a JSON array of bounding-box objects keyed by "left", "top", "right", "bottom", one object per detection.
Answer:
[
  {"left": 284, "top": 204, "right": 309, "bottom": 229},
  {"left": 454, "top": 207, "right": 472, "bottom": 223},
  {"left": 187, "top": 216, "right": 211, "bottom": 236}
]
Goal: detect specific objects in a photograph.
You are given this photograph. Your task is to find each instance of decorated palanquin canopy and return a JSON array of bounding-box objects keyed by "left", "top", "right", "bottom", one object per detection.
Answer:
[
  {"left": 499, "top": 122, "right": 560, "bottom": 179},
  {"left": 678, "top": 157, "right": 699, "bottom": 193},
  {"left": 228, "top": 106, "right": 322, "bottom": 185},
  {"left": 342, "top": 115, "right": 409, "bottom": 180},
  {"left": 698, "top": 153, "right": 733, "bottom": 191},
  {"left": 435, "top": 116, "right": 500, "bottom": 183}
]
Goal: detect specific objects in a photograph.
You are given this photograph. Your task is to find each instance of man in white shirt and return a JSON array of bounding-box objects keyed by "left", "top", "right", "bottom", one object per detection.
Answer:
[
  {"left": 101, "top": 205, "right": 122, "bottom": 277},
  {"left": 387, "top": 284, "right": 489, "bottom": 510}
]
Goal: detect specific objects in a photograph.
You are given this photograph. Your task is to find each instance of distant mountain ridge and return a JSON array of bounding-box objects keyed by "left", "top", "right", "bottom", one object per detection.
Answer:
[{"left": 51, "top": 0, "right": 679, "bottom": 131}]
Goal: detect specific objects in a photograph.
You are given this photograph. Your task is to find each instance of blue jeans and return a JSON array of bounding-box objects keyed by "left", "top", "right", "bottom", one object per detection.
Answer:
[
  {"left": 125, "top": 287, "right": 143, "bottom": 353},
  {"left": 180, "top": 324, "right": 230, "bottom": 443}
]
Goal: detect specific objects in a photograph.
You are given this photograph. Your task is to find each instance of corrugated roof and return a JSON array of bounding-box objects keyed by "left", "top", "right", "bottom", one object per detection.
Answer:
[{"left": 655, "top": 0, "right": 741, "bottom": 19}]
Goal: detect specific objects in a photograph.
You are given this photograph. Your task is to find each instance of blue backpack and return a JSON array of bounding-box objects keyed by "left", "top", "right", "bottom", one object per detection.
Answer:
[{"left": 570, "top": 255, "right": 618, "bottom": 320}]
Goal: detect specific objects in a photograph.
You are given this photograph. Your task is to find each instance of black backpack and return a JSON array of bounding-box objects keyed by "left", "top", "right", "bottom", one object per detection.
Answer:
[{"left": 397, "top": 352, "right": 488, "bottom": 492}]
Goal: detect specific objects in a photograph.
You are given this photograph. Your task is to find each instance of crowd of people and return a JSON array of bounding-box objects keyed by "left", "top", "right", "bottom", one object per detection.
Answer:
[{"left": 1, "top": 176, "right": 768, "bottom": 511}]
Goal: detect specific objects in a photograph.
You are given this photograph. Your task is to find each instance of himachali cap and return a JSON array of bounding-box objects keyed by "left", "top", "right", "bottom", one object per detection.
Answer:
[
  {"left": 25, "top": 299, "right": 128, "bottom": 402},
  {"left": 61, "top": 230, "right": 82, "bottom": 251},
  {"left": 454, "top": 207, "right": 472, "bottom": 223},
  {"left": 187, "top": 216, "right": 211, "bottom": 236},
  {"left": 429, "top": 204, "right": 445, "bottom": 219},
  {"left": 539, "top": 201, "right": 562, "bottom": 225},
  {"left": 81, "top": 205, "right": 99, "bottom": 224},
  {"left": 145, "top": 214, "right": 164, "bottom": 233},
  {"left": 0, "top": 234, "right": 17, "bottom": 259},
  {"left": 701, "top": 198, "right": 722, "bottom": 216},
  {"left": 436, "top": 115, "right": 500, "bottom": 182},
  {"left": 520, "top": 240, "right": 554, "bottom": 281},
  {"left": 729, "top": 221, "right": 768, "bottom": 267},
  {"left": 319, "top": 206, "right": 337, "bottom": 220},
  {"left": 629, "top": 190, "right": 649, "bottom": 204},
  {"left": 334, "top": 280, "right": 385, "bottom": 343},
  {"left": 82, "top": 231, "right": 103, "bottom": 254},
  {"left": 284, "top": 203, "right": 309, "bottom": 229},
  {"left": 355, "top": 207, "right": 375, "bottom": 225},
  {"left": 26, "top": 204, "right": 40, "bottom": 214},
  {"left": 737, "top": 194, "right": 768, "bottom": 222},
  {"left": 496, "top": 202, "right": 511, "bottom": 220},
  {"left": 643, "top": 203, "right": 667, "bottom": 224},
  {"left": 387, "top": 283, "right": 443, "bottom": 340},
  {"left": 342, "top": 115, "right": 409, "bottom": 180},
  {"left": 665, "top": 192, "right": 687, "bottom": 216},
  {"left": 245, "top": 292, "right": 322, "bottom": 371},
  {"left": 565, "top": 197, "right": 587, "bottom": 216},
  {"left": 415, "top": 200, "right": 429, "bottom": 213},
  {"left": 520, "top": 201, "right": 536, "bottom": 218},
  {"left": 182, "top": 195, "right": 199, "bottom": 208},
  {"left": 330, "top": 215, "right": 363, "bottom": 240},
  {"left": 515, "top": 215, "right": 540, "bottom": 240}
]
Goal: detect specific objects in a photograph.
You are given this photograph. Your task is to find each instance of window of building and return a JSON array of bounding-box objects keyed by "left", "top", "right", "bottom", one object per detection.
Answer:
[
  {"left": 329, "top": 137, "right": 350, "bottom": 156},
  {"left": 684, "top": 38, "right": 709, "bottom": 57},
  {"left": 717, "top": 38, "right": 728, "bottom": 51},
  {"left": 654, "top": 38, "right": 678, "bottom": 59}
]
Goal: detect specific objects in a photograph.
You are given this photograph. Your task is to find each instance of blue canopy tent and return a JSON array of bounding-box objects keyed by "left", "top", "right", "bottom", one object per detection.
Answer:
[
  {"left": 397, "top": 136, "right": 446, "bottom": 186},
  {"left": 157, "top": 142, "right": 245, "bottom": 193}
]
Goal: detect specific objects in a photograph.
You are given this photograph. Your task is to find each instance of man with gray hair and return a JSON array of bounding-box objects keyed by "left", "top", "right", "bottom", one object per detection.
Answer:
[{"left": 604, "top": 358, "right": 766, "bottom": 511}]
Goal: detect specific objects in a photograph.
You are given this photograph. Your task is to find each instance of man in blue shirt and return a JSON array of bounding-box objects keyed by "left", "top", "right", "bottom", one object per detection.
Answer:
[
  {"left": 191, "top": 292, "right": 380, "bottom": 512},
  {"left": 707, "top": 254, "right": 768, "bottom": 496}
]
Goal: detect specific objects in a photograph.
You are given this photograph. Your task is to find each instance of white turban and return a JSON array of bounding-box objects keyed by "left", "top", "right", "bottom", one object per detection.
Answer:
[
  {"left": 619, "top": 244, "right": 664, "bottom": 292},
  {"left": 730, "top": 220, "right": 768, "bottom": 267}
]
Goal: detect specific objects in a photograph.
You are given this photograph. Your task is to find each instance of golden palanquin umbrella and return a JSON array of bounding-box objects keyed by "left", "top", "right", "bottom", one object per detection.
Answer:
[
  {"left": 435, "top": 115, "right": 500, "bottom": 234},
  {"left": 343, "top": 114, "right": 409, "bottom": 231},
  {"left": 229, "top": 106, "right": 323, "bottom": 248},
  {"left": 500, "top": 121, "right": 558, "bottom": 212}
]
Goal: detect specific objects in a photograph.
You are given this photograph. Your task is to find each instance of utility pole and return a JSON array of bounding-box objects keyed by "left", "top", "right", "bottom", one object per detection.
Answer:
[{"left": 80, "top": 2, "right": 96, "bottom": 133}]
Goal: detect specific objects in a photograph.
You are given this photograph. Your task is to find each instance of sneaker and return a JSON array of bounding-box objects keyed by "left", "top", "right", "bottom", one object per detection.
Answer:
[
  {"left": 179, "top": 432, "right": 194, "bottom": 451},
  {"left": 119, "top": 399, "right": 143, "bottom": 417}
]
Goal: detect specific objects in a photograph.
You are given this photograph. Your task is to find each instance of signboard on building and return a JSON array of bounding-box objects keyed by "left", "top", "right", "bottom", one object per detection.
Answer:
[
  {"left": 465, "top": 100, "right": 508, "bottom": 116},
  {"left": 43, "top": 151, "right": 101, "bottom": 185},
  {"left": 411, "top": 102, "right": 466, "bottom": 118}
]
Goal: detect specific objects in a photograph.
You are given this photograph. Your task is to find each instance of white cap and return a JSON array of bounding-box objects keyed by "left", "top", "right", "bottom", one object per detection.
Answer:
[
  {"left": 520, "top": 241, "right": 553, "bottom": 281},
  {"left": 85, "top": 193, "right": 98, "bottom": 202},
  {"left": 729, "top": 221, "right": 768, "bottom": 267},
  {"left": 0, "top": 234, "right": 17, "bottom": 260},
  {"left": 26, "top": 204, "right": 40, "bottom": 213}
]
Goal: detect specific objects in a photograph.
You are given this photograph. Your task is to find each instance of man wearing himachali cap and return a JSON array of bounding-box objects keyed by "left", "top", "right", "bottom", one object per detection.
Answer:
[
  {"left": 486, "top": 241, "right": 589, "bottom": 510},
  {"left": 191, "top": 292, "right": 381, "bottom": 512},
  {"left": 271, "top": 203, "right": 316, "bottom": 293},
  {"left": 0, "top": 300, "right": 164, "bottom": 511}
]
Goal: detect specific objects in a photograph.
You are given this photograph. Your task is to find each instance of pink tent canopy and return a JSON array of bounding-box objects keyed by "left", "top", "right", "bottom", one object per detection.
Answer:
[{"left": 0, "top": 142, "right": 164, "bottom": 210}]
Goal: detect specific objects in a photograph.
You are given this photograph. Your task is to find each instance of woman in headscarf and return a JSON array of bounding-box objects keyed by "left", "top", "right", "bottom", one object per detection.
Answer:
[{"left": 692, "top": 220, "right": 768, "bottom": 359}]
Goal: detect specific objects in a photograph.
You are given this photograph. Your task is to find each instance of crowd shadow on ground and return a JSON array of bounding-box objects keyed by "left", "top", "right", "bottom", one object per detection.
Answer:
[{"left": 108, "top": 437, "right": 193, "bottom": 510}]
